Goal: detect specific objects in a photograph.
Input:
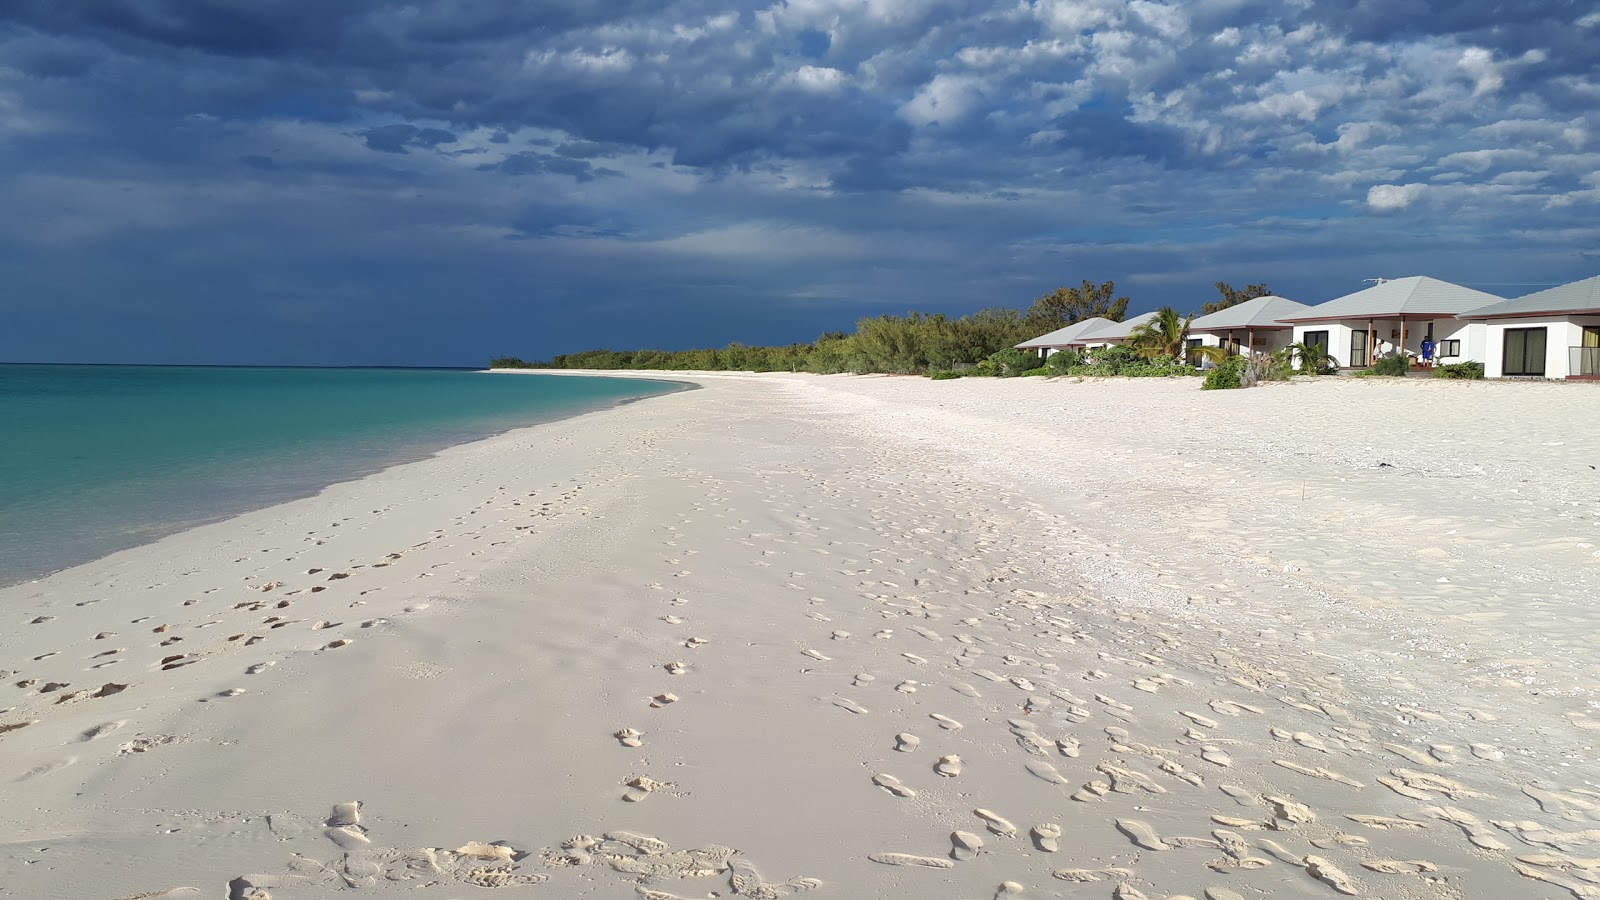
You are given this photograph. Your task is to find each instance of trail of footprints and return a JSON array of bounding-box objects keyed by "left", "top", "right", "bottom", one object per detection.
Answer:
[
  {"left": 15, "top": 411, "right": 1597, "bottom": 898},
  {"left": 722, "top": 458, "right": 1595, "bottom": 898},
  {"left": 2, "top": 479, "right": 611, "bottom": 781}
]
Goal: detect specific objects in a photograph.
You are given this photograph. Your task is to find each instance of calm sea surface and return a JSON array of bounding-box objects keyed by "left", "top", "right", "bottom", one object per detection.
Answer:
[{"left": 0, "top": 365, "right": 680, "bottom": 586}]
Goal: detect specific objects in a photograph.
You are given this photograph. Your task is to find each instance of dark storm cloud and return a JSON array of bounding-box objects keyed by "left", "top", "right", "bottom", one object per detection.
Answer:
[
  {"left": 1, "top": 0, "right": 1597, "bottom": 365},
  {"left": 361, "top": 124, "right": 457, "bottom": 154}
]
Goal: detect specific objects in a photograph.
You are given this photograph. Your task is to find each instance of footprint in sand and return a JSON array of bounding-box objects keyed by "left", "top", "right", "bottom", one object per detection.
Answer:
[
  {"left": 873, "top": 774, "right": 916, "bottom": 798},
  {"left": 930, "top": 714, "right": 963, "bottom": 731},
  {"left": 615, "top": 728, "right": 644, "bottom": 748},
  {"left": 974, "top": 809, "right": 1017, "bottom": 838},
  {"left": 950, "top": 831, "right": 984, "bottom": 860},
  {"left": 1116, "top": 819, "right": 1170, "bottom": 850},
  {"left": 852, "top": 673, "right": 874, "bottom": 687},
  {"left": 1025, "top": 760, "right": 1069, "bottom": 785},
  {"left": 935, "top": 755, "right": 963, "bottom": 777},
  {"left": 1304, "top": 855, "right": 1359, "bottom": 895},
  {"left": 833, "top": 698, "right": 869, "bottom": 715},
  {"left": 79, "top": 721, "right": 126, "bottom": 742},
  {"left": 894, "top": 733, "right": 921, "bottom": 752},
  {"left": 1032, "top": 824, "right": 1061, "bottom": 852},
  {"left": 868, "top": 852, "right": 953, "bottom": 869}
]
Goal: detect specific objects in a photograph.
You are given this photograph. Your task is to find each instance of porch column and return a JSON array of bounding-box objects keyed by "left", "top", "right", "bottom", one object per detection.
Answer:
[
  {"left": 1367, "top": 319, "right": 1374, "bottom": 365},
  {"left": 1248, "top": 331, "right": 1255, "bottom": 356},
  {"left": 1400, "top": 319, "right": 1407, "bottom": 364}
]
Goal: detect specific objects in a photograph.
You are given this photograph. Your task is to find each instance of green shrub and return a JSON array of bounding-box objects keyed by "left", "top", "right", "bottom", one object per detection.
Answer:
[
  {"left": 927, "top": 370, "right": 966, "bottom": 380},
  {"left": 1202, "top": 356, "right": 1248, "bottom": 390},
  {"left": 1044, "top": 350, "right": 1082, "bottom": 374},
  {"left": 1021, "top": 367, "right": 1049, "bottom": 376},
  {"left": 1064, "top": 344, "right": 1199, "bottom": 378},
  {"left": 1368, "top": 353, "right": 1411, "bottom": 376},
  {"left": 1433, "top": 361, "right": 1485, "bottom": 379},
  {"left": 987, "top": 347, "right": 1034, "bottom": 377}
]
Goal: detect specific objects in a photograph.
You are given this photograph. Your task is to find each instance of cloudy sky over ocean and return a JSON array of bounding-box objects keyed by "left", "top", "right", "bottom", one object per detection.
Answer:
[{"left": 2, "top": 1, "right": 1597, "bottom": 365}]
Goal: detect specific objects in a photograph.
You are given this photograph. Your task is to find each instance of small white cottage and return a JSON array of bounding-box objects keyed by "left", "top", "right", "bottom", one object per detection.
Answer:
[
  {"left": 1275, "top": 277, "right": 1503, "bottom": 369},
  {"left": 1457, "top": 275, "right": 1600, "bottom": 379},
  {"left": 1072, "top": 311, "right": 1160, "bottom": 349},
  {"left": 1185, "top": 295, "right": 1311, "bottom": 362},
  {"left": 1014, "top": 317, "right": 1117, "bottom": 359}
]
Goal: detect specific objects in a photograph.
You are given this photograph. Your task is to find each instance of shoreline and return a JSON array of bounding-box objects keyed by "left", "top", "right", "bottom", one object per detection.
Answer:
[
  {"left": 1, "top": 371, "right": 690, "bottom": 590},
  {"left": 2, "top": 372, "right": 1595, "bottom": 898}
]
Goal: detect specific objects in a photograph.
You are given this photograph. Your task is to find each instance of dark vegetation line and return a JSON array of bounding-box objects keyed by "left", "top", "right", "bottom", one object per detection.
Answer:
[{"left": 494, "top": 280, "right": 1256, "bottom": 374}]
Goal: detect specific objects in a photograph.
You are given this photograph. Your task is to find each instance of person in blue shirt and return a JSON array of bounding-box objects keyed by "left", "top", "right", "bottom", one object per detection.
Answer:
[{"left": 1420, "top": 335, "right": 1435, "bottom": 367}]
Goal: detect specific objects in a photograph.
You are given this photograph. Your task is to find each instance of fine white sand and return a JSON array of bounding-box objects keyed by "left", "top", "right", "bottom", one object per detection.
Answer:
[{"left": 2, "top": 372, "right": 1598, "bottom": 900}]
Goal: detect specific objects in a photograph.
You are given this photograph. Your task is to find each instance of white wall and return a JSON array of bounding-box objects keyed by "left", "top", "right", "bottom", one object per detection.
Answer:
[
  {"left": 1291, "top": 322, "right": 1357, "bottom": 366},
  {"left": 1483, "top": 315, "right": 1600, "bottom": 378},
  {"left": 1292, "top": 319, "right": 1487, "bottom": 368}
]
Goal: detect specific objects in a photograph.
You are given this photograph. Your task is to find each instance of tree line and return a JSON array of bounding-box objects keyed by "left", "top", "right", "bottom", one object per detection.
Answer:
[{"left": 493, "top": 281, "right": 1267, "bottom": 375}]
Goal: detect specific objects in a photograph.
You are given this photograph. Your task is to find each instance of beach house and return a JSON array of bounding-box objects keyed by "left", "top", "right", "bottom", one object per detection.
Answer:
[
  {"left": 1073, "top": 311, "right": 1160, "bottom": 350},
  {"left": 1456, "top": 275, "right": 1600, "bottom": 379},
  {"left": 1014, "top": 317, "right": 1116, "bottom": 359},
  {"left": 1275, "top": 277, "right": 1503, "bottom": 369},
  {"left": 1185, "top": 296, "right": 1311, "bottom": 362}
]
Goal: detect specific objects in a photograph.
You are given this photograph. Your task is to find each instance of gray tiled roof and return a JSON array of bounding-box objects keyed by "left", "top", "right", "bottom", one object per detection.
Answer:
[
  {"left": 1457, "top": 275, "right": 1600, "bottom": 319},
  {"left": 1078, "top": 310, "right": 1158, "bottom": 342},
  {"left": 1278, "top": 276, "right": 1503, "bottom": 321},
  {"left": 1015, "top": 316, "right": 1116, "bottom": 349},
  {"left": 1188, "top": 295, "right": 1311, "bottom": 331}
]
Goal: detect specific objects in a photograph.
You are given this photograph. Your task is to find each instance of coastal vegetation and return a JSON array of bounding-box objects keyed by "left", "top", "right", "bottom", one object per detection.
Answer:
[
  {"left": 1433, "top": 361, "right": 1485, "bottom": 379},
  {"left": 496, "top": 278, "right": 1139, "bottom": 375},
  {"left": 493, "top": 281, "right": 1295, "bottom": 381}
]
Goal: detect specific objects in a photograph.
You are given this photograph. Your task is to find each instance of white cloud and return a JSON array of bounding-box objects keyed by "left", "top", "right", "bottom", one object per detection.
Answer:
[
  {"left": 899, "top": 73, "right": 980, "bottom": 127},
  {"left": 1457, "top": 47, "right": 1503, "bottom": 96},
  {"left": 1366, "top": 183, "right": 1426, "bottom": 210},
  {"left": 787, "top": 65, "right": 847, "bottom": 93}
]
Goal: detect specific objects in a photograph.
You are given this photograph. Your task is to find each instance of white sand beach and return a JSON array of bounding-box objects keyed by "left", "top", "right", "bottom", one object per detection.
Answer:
[{"left": 3, "top": 373, "right": 1598, "bottom": 900}]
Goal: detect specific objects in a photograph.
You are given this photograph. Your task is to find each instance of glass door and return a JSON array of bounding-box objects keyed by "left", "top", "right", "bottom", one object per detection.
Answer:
[
  {"left": 1350, "top": 329, "right": 1369, "bottom": 367},
  {"left": 1503, "top": 327, "right": 1547, "bottom": 376},
  {"left": 1579, "top": 326, "right": 1600, "bottom": 376}
]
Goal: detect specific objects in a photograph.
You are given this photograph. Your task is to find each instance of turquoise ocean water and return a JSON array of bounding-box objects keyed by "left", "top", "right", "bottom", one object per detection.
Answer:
[{"left": 0, "top": 365, "right": 680, "bottom": 587}]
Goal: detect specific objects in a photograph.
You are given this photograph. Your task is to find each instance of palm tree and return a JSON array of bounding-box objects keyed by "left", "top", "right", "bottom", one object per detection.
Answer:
[
  {"left": 1284, "top": 341, "right": 1338, "bottom": 375},
  {"left": 1126, "top": 307, "right": 1228, "bottom": 365}
]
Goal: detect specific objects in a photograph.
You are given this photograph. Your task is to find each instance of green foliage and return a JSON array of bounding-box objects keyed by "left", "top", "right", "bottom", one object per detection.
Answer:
[
  {"left": 927, "top": 370, "right": 966, "bottom": 380},
  {"left": 1202, "top": 355, "right": 1248, "bottom": 390},
  {"left": 1021, "top": 366, "right": 1049, "bottom": 376},
  {"left": 1249, "top": 349, "right": 1297, "bottom": 385},
  {"left": 1125, "top": 307, "right": 1193, "bottom": 359},
  {"left": 1064, "top": 344, "right": 1198, "bottom": 378},
  {"left": 503, "top": 275, "right": 1135, "bottom": 376},
  {"left": 1044, "top": 350, "right": 1082, "bottom": 374},
  {"left": 489, "top": 356, "right": 535, "bottom": 369},
  {"left": 1285, "top": 342, "right": 1338, "bottom": 375},
  {"left": 988, "top": 347, "right": 1034, "bottom": 376},
  {"left": 1368, "top": 353, "right": 1411, "bottom": 376},
  {"left": 1202, "top": 282, "right": 1272, "bottom": 315},
  {"left": 1433, "top": 361, "right": 1485, "bottom": 379},
  {"left": 1024, "top": 279, "right": 1130, "bottom": 332}
]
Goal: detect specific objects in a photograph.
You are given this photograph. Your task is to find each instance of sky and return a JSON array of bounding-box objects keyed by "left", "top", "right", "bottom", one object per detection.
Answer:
[{"left": 2, "top": 1, "right": 1598, "bottom": 366}]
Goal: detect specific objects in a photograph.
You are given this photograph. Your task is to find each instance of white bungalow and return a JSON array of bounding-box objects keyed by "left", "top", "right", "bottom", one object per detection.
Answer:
[
  {"left": 1014, "top": 317, "right": 1116, "bottom": 359},
  {"left": 1275, "top": 277, "right": 1503, "bottom": 369},
  {"left": 1456, "top": 275, "right": 1600, "bottom": 379},
  {"left": 1186, "top": 295, "right": 1312, "bottom": 362},
  {"left": 1073, "top": 311, "right": 1160, "bottom": 350}
]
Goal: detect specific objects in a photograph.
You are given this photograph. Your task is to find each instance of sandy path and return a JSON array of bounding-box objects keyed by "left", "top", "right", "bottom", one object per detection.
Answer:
[{"left": 1, "top": 372, "right": 1596, "bottom": 900}]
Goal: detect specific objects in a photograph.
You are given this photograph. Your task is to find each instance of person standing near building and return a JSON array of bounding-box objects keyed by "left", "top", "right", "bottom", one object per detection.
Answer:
[{"left": 1420, "top": 334, "right": 1435, "bottom": 368}]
